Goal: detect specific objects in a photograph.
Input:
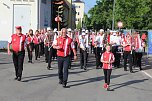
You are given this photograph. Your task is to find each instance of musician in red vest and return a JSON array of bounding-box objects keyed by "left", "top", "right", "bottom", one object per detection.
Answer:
[
  {"left": 101, "top": 44, "right": 115, "bottom": 91},
  {"left": 53, "top": 28, "right": 77, "bottom": 88},
  {"left": 133, "top": 32, "right": 143, "bottom": 70},
  {"left": 122, "top": 33, "right": 134, "bottom": 73},
  {"left": 33, "top": 30, "right": 40, "bottom": 60},
  {"left": 7, "top": 26, "right": 27, "bottom": 81}
]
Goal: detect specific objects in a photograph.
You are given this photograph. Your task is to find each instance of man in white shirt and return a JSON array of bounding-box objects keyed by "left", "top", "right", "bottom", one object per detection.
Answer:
[
  {"left": 95, "top": 29, "right": 104, "bottom": 69},
  {"left": 110, "top": 31, "right": 121, "bottom": 68}
]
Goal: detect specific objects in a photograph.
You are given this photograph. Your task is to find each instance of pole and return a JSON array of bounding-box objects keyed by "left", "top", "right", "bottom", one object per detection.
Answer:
[
  {"left": 58, "top": 21, "right": 60, "bottom": 31},
  {"left": 112, "top": 0, "right": 116, "bottom": 30}
]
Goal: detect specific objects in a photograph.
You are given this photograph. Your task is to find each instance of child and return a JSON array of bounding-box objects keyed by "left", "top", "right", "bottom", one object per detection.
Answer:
[{"left": 101, "top": 44, "right": 115, "bottom": 91}]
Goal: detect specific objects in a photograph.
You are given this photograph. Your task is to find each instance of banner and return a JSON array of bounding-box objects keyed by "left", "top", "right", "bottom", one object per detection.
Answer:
[{"left": 148, "top": 30, "right": 152, "bottom": 54}]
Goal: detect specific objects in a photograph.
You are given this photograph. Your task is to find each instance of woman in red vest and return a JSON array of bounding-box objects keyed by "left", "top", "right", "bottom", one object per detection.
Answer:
[
  {"left": 33, "top": 30, "right": 40, "bottom": 60},
  {"left": 101, "top": 44, "right": 115, "bottom": 91},
  {"left": 27, "top": 29, "right": 34, "bottom": 63}
]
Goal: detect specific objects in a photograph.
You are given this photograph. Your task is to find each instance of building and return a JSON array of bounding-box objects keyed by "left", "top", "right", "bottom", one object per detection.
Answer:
[
  {"left": 73, "top": 0, "right": 84, "bottom": 27},
  {"left": 0, "top": 0, "right": 52, "bottom": 42}
]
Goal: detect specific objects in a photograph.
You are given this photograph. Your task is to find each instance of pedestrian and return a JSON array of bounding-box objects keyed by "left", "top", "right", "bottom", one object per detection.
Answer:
[
  {"left": 101, "top": 44, "right": 115, "bottom": 91},
  {"left": 7, "top": 26, "right": 27, "bottom": 81},
  {"left": 53, "top": 28, "right": 77, "bottom": 88},
  {"left": 27, "top": 29, "right": 34, "bottom": 63}
]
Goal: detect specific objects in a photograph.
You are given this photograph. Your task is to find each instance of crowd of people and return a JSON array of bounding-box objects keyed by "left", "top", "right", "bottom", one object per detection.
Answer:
[{"left": 7, "top": 26, "right": 147, "bottom": 91}]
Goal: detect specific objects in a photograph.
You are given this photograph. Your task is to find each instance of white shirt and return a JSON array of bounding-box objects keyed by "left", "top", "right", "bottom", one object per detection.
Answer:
[
  {"left": 95, "top": 35, "right": 104, "bottom": 47},
  {"left": 110, "top": 35, "right": 121, "bottom": 46}
]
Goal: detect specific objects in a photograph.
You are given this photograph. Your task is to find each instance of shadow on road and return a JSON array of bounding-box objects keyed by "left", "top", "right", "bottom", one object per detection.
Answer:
[
  {"left": 111, "top": 79, "right": 149, "bottom": 90},
  {"left": 68, "top": 74, "right": 126, "bottom": 87},
  {"left": 21, "top": 70, "right": 86, "bottom": 82}
]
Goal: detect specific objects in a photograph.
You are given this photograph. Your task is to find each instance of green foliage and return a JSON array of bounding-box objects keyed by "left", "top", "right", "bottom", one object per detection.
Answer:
[{"left": 85, "top": 0, "right": 152, "bottom": 30}]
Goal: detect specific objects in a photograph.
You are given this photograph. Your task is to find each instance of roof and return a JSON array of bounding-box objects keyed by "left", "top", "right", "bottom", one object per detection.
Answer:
[{"left": 73, "top": 0, "right": 84, "bottom": 3}]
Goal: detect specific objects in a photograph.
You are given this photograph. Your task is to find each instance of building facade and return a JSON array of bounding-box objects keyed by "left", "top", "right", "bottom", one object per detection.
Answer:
[
  {"left": 73, "top": 0, "right": 84, "bottom": 27},
  {"left": 0, "top": 0, "right": 52, "bottom": 41}
]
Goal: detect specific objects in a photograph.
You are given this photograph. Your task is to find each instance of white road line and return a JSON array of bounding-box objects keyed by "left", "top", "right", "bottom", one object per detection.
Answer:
[{"left": 142, "top": 71, "right": 152, "bottom": 79}]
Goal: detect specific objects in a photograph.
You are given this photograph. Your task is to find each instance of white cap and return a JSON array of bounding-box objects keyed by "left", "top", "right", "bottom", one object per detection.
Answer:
[
  {"left": 53, "top": 28, "right": 57, "bottom": 32},
  {"left": 85, "top": 30, "right": 89, "bottom": 33},
  {"left": 47, "top": 27, "right": 51, "bottom": 31},
  {"left": 100, "top": 29, "right": 104, "bottom": 32},
  {"left": 82, "top": 29, "right": 85, "bottom": 32},
  {"left": 67, "top": 28, "right": 72, "bottom": 32},
  {"left": 82, "top": 32, "right": 86, "bottom": 36}
]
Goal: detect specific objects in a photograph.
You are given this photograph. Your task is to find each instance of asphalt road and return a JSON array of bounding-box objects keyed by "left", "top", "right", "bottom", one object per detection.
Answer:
[{"left": 0, "top": 52, "right": 152, "bottom": 101}]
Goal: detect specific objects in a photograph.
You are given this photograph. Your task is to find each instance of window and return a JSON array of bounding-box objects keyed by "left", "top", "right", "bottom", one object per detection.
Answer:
[{"left": 41, "top": 0, "right": 46, "bottom": 4}]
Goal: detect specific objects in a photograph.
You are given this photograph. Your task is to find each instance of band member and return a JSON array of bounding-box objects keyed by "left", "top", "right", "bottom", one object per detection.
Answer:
[
  {"left": 7, "top": 26, "right": 27, "bottom": 81},
  {"left": 67, "top": 28, "right": 74, "bottom": 69},
  {"left": 110, "top": 31, "right": 121, "bottom": 68},
  {"left": 95, "top": 29, "right": 104, "bottom": 69},
  {"left": 122, "top": 33, "right": 133, "bottom": 73},
  {"left": 39, "top": 29, "right": 46, "bottom": 56},
  {"left": 33, "top": 30, "right": 40, "bottom": 60},
  {"left": 101, "top": 44, "right": 115, "bottom": 91},
  {"left": 44, "top": 27, "right": 54, "bottom": 70},
  {"left": 27, "top": 29, "right": 34, "bottom": 63},
  {"left": 133, "top": 32, "right": 143, "bottom": 70},
  {"left": 141, "top": 33, "right": 147, "bottom": 53},
  {"left": 52, "top": 28, "right": 58, "bottom": 60},
  {"left": 79, "top": 32, "right": 88, "bottom": 70},
  {"left": 53, "top": 28, "right": 77, "bottom": 88}
]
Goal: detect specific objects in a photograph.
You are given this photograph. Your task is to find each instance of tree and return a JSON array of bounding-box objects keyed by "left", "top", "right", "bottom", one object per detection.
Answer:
[
  {"left": 85, "top": 0, "right": 152, "bottom": 30},
  {"left": 76, "top": 20, "right": 82, "bottom": 30}
]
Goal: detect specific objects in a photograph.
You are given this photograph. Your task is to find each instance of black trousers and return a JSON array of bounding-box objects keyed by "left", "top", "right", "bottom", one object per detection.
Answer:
[
  {"left": 95, "top": 47, "right": 103, "bottom": 68},
  {"left": 112, "top": 46, "right": 120, "bottom": 68},
  {"left": 52, "top": 48, "right": 57, "bottom": 59},
  {"left": 12, "top": 51, "right": 25, "bottom": 78},
  {"left": 103, "top": 69, "right": 112, "bottom": 85},
  {"left": 57, "top": 56, "right": 70, "bottom": 83},
  {"left": 135, "top": 52, "right": 143, "bottom": 69},
  {"left": 80, "top": 48, "right": 87, "bottom": 68},
  {"left": 40, "top": 42, "right": 44, "bottom": 56},
  {"left": 27, "top": 43, "right": 34, "bottom": 62},
  {"left": 48, "top": 47, "right": 53, "bottom": 68},
  {"left": 34, "top": 44, "right": 39, "bottom": 60},
  {"left": 123, "top": 51, "right": 133, "bottom": 71}
]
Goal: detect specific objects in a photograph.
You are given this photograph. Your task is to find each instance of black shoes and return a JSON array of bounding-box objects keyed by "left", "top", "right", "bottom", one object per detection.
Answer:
[
  {"left": 59, "top": 80, "right": 63, "bottom": 84},
  {"left": 47, "top": 66, "right": 53, "bottom": 70},
  {"left": 62, "top": 82, "right": 67, "bottom": 88},
  {"left": 17, "top": 77, "right": 21, "bottom": 81}
]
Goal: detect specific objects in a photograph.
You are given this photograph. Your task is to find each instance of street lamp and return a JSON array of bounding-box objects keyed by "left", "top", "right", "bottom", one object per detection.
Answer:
[{"left": 112, "top": 0, "right": 116, "bottom": 30}]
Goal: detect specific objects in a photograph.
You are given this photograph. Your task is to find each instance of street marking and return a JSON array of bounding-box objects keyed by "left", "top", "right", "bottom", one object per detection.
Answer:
[{"left": 142, "top": 71, "right": 152, "bottom": 79}]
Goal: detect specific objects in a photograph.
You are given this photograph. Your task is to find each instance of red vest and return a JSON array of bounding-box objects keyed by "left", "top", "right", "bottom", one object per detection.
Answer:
[
  {"left": 56, "top": 36, "right": 74, "bottom": 57},
  {"left": 101, "top": 52, "right": 115, "bottom": 69},
  {"left": 11, "top": 34, "right": 26, "bottom": 52},
  {"left": 123, "top": 38, "right": 132, "bottom": 51}
]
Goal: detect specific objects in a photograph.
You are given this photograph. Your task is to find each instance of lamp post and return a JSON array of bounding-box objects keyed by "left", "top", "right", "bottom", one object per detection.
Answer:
[{"left": 112, "top": 0, "right": 116, "bottom": 30}]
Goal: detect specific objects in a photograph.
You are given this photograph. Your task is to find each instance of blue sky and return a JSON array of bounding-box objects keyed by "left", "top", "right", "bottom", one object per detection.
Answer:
[{"left": 83, "top": 0, "right": 97, "bottom": 13}]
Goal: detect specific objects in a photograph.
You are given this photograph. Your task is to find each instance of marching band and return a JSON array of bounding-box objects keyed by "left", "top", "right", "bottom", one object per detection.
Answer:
[{"left": 7, "top": 26, "right": 146, "bottom": 90}]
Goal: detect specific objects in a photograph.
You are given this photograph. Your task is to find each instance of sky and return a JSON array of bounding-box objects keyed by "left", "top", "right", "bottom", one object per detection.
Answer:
[{"left": 83, "top": 0, "right": 97, "bottom": 13}]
